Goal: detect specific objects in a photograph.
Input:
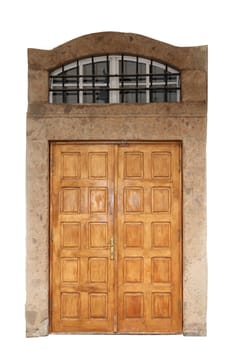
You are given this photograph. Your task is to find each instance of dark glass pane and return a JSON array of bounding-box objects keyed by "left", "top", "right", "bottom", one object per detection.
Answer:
[
  {"left": 64, "top": 68, "right": 77, "bottom": 76},
  {"left": 120, "top": 87, "right": 137, "bottom": 103},
  {"left": 64, "top": 91, "right": 78, "bottom": 103},
  {"left": 152, "top": 65, "right": 165, "bottom": 75},
  {"left": 83, "top": 61, "right": 108, "bottom": 84},
  {"left": 151, "top": 90, "right": 165, "bottom": 102},
  {"left": 120, "top": 60, "right": 136, "bottom": 83},
  {"left": 167, "top": 90, "right": 178, "bottom": 102},
  {"left": 138, "top": 89, "right": 146, "bottom": 103},
  {"left": 64, "top": 77, "right": 77, "bottom": 86},
  {"left": 52, "top": 77, "right": 63, "bottom": 85},
  {"left": 167, "top": 75, "right": 180, "bottom": 86},
  {"left": 53, "top": 92, "right": 63, "bottom": 103},
  {"left": 152, "top": 65, "right": 166, "bottom": 84},
  {"left": 152, "top": 75, "right": 166, "bottom": 84},
  {"left": 138, "top": 63, "right": 146, "bottom": 83},
  {"left": 95, "top": 89, "right": 108, "bottom": 103},
  {"left": 83, "top": 89, "right": 93, "bottom": 103},
  {"left": 83, "top": 63, "right": 92, "bottom": 83},
  {"left": 83, "top": 89, "right": 108, "bottom": 104},
  {"left": 94, "top": 61, "right": 108, "bottom": 84}
]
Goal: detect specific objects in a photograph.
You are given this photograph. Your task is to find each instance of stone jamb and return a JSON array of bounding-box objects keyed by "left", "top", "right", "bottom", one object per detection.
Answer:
[{"left": 26, "top": 32, "right": 207, "bottom": 337}]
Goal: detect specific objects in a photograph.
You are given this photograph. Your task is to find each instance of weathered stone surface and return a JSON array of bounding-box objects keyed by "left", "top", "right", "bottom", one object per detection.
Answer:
[
  {"left": 27, "top": 102, "right": 207, "bottom": 118},
  {"left": 182, "top": 70, "right": 207, "bottom": 103},
  {"left": 28, "top": 32, "right": 207, "bottom": 72},
  {"left": 26, "top": 32, "right": 207, "bottom": 337},
  {"left": 28, "top": 69, "right": 48, "bottom": 104}
]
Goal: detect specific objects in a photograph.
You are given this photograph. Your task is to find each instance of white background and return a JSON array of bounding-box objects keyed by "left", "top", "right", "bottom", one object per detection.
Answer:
[{"left": 0, "top": 0, "right": 233, "bottom": 349}]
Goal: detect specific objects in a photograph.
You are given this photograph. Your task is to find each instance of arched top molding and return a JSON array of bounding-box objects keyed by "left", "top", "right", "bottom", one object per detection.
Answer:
[{"left": 28, "top": 32, "right": 207, "bottom": 72}]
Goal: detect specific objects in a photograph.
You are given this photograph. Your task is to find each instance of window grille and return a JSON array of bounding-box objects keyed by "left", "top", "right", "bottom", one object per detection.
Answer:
[{"left": 49, "top": 55, "right": 181, "bottom": 104}]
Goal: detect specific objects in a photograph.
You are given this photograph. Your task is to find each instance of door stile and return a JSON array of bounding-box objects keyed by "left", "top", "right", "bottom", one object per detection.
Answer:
[
  {"left": 113, "top": 145, "right": 118, "bottom": 332},
  {"left": 49, "top": 144, "right": 54, "bottom": 333}
]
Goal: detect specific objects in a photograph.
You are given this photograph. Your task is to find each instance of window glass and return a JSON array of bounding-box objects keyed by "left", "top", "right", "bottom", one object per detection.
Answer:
[
  {"left": 94, "top": 61, "right": 108, "bottom": 84},
  {"left": 49, "top": 55, "right": 180, "bottom": 104},
  {"left": 52, "top": 92, "right": 63, "bottom": 103},
  {"left": 83, "top": 63, "right": 92, "bottom": 84},
  {"left": 151, "top": 90, "right": 166, "bottom": 102}
]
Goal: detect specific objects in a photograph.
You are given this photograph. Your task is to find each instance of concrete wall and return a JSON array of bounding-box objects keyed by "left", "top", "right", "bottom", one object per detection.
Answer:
[{"left": 26, "top": 32, "right": 207, "bottom": 337}]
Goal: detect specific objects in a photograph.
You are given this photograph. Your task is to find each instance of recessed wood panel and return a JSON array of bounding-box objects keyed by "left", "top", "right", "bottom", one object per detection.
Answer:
[
  {"left": 60, "top": 188, "right": 80, "bottom": 213},
  {"left": 152, "top": 187, "right": 170, "bottom": 213},
  {"left": 124, "top": 152, "right": 143, "bottom": 178},
  {"left": 51, "top": 142, "right": 182, "bottom": 334},
  {"left": 61, "top": 293, "right": 80, "bottom": 319},
  {"left": 90, "top": 188, "right": 108, "bottom": 213},
  {"left": 151, "top": 258, "right": 171, "bottom": 283},
  {"left": 124, "top": 187, "right": 144, "bottom": 212},
  {"left": 152, "top": 152, "right": 171, "bottom": 178},
  {"left": 61, "top": 222, "right": 81, "bottom": 248},
  {"left": 151, "top": 293, "right": 171, "bottom": 318},
  {"left": 51, "top": 144, "right": 115, "bottom": 333},
  {"left": 124, "top": 257, "right": 144, "bottom": 283},
  {"left": 124, "top": 222, "right": 144, "bottom": 248},
  {"left": 89, "top": 152, "right": 107, "bottom": 178},
  {"left": 151, "top": 222, "right": 170, "bottom": 248},
  {"left": 89, "top": 222, "right": 107, "bottom": 248},
  {"left": 124, "top": 293, "right": 144, "bottom": 318},
  {"left": 89, "top": 258, "right": 108, "bottom": 283},
  {"left": 62, "top": 152, "right": 81, "bottom": 178},
  {"left": 89, "top": 293, "right": 107, "bottom": 319},
  {"left": 61, "top": 258, "right": 80, "bottom": 283}
]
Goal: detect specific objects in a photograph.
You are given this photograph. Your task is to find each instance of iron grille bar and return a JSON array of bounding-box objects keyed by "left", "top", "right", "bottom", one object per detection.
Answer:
[
  {"left": 165, "top": 64, "right": 168, "bottom": 102},
  {"left": 77, "top": 60, "right": 79, "bottom": 103},
  {"left": 50, "top": 87, "right": 180, "bottom": 92},
  {"left": 62, "top": 65, "right": 65, "bottom": 103},
  {"left": 51, "top": 73, "right": 180, "bottom": 78},
  {"left": 121, "top": 54, "right": 124, "bottom": 103},
  {"left": 91, "top": 57, "right": 95, "bottom": 103},
  {"left": 50, "top": 55, "right": 181, "bottom": 104},
  {"left": 106, "top": 55, "right": 110, "bottom": 103}
]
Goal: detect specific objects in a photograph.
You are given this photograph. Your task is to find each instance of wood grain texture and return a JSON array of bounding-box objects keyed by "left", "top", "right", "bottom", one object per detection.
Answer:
[
  {"left": 50, "top": 144, "right": 115, "bottom": 333},
  {"left": 50, "top": 142, "right": 182, "bottom": 334},
  {"left": 117, "top": 143, "right": 182, "bottom": 333}
]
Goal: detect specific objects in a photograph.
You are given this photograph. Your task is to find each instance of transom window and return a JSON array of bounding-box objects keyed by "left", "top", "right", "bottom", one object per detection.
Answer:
[{"left": 49, "top": 55, "right": 181, "bottom": 104}]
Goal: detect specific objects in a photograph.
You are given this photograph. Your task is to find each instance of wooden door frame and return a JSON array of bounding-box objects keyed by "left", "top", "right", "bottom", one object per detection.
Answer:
[{"left": 49, "top": 140, "right": 183, "bottom": 334}]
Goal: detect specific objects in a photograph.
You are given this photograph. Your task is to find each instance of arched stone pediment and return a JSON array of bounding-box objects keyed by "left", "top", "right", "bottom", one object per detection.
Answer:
[
  {"left": 28, "top": 31, "right": 207, "bottom": 71},
  {"left": 26, "top": 32, "right": 207, "bottom": 337}
]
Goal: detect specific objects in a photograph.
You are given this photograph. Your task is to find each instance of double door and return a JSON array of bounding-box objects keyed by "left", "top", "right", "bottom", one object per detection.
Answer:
[{"left": 50, "top": 142, "right": 182, "bottom": 333}]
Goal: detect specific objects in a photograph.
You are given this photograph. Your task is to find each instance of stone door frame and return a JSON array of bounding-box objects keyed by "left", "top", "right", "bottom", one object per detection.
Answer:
[{"left": 26, "top": 32, "right": 207, "bottom": 337}]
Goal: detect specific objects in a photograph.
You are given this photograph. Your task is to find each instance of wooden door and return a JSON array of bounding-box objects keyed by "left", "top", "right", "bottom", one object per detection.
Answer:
[
  {"left": 117, "top": 143, "right": 182, "bottom": 333},
  {"left": 50, "top": 142, "right": 182, "bottom": 334},
  {"left": 50, "top": 144, "right": 115, "bottom": 332}
]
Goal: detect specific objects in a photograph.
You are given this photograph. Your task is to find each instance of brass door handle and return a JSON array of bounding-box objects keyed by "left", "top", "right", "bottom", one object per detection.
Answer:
[{"left": 110, "top": 237, "right": 114, "bottom": 260}]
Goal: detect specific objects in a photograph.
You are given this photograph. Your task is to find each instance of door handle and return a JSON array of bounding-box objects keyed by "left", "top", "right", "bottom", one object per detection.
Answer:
[{"left": 110, "top": 237, "right": 114, "bottom": 260}]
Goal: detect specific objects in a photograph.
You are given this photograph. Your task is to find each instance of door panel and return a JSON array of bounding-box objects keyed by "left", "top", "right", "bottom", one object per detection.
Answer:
[
  {"left": 50, "top": 142, "right": 182, "bottom": 334},
  {"left": 117, "top": 143, "right": 182, "bottom": 333},
  {"left": 50, "top": 144, "right": 115, "bottom": 332}
]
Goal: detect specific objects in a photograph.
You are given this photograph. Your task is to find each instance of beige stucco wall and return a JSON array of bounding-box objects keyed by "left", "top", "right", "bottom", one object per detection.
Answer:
[{"left": 26, "top": 32, "right": 207, "bottom": 337}]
